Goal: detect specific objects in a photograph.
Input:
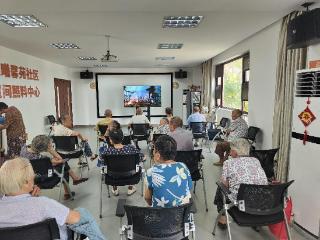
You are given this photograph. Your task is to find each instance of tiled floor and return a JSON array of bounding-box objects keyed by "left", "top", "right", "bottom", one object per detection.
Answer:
[{"left": 42, "top": 126, "right": 313, "bottom": 240}]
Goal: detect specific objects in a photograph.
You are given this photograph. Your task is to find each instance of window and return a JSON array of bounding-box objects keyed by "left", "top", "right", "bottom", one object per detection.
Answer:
[{"left": 214, "top": 53, "right": 249, "bottom": 113}]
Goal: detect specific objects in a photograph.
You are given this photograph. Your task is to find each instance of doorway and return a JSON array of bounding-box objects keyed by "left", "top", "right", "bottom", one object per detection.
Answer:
[{"left": 54, "top": 78, "right": 73, "bottom": 124}]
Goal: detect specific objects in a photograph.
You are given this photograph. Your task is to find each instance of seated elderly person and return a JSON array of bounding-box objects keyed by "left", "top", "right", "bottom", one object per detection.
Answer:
[
  {"left": 168, "top": 116, "right": 194, "bottom": 151},
  {"left": 214, "top": 138, "right": 268, "bottom": 229},
  {"left": 214, "top": 109, "right": 248, "bottom": 166},
  {"left": 99, "top": 128, "right": 143, "bottom": 196},
  {"left": 0, "top": 158, "right": 106, "bottom": 240},
  {"left": 145, "top": 135, "right": 192, "bottom": 207},
  {"left": 154, "top": 117, "right": 170, "bottom": 135},
  {"left": 53, "top": 114, "right": 97, "bottom": 161},
  {"left": 20, "top": 135, "right": 88, "bottom": 200},
  {"left": 128, "top": 107, "right": 150, "bottom": 127}
]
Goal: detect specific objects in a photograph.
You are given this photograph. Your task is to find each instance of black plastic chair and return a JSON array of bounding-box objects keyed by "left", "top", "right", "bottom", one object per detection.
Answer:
[
  {"left": 175, "top": 149, "right": 208, "bottom": 211},
  {"left": 122, "top": 135, "right": 132, "bottom": 145},
  {"left": 209, "top": 118, "right": 231, "bottom": 142},
  {"left": 250, "top": 148, "right": 279, "bottom": 181},
  {"left": 0, "top": 218, "right": 60, "bottom": 240},
  {"left": 243, "top": 126, "right": 260, "bottom": 148},
  {"left": 130, "top": 124, "right": 151, "bottom": 148},
  {"left": 190, "top": 122, "right": 207, "bottom": 139},
  {"left": 30, "top": 157, "right": 73, "bottom": 201},
  {"left": 99, "top": 153, "right": 143, "bottom": 218},
  {"left": 218, "top": 117, "right": 230, "bottom": 128},
  {"left": 98, "top": 125, "right": 108, "bottom": 136},
  {"left": 120, "top": 203, "right": 195, "bottom": 240},
  {"left": 51, "top": 136, "right": 89, "bottom": 175},
  {"left": 212, "top": 181, "right": 294, "bottom": 240}
]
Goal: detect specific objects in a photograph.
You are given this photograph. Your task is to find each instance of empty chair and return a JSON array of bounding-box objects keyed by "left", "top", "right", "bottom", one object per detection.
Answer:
[
  {"left": 99, "top": 153, "right": 143, "bottom": 218},
  {"left": 122, "top": 135, "right": 132, "bottom": 145},
  {"left": 0, "top": 218, "right": 60, "bottom": 240},
  {"left": 250, "top": 148, "right": 279, "bottom": 181},
  {"left": 51, "top": 136, "right": 89, "bottom": 175},
  {"left": 212, "top": 181, "right": 294, "bottom": 240},
  {"left": 30, "top": 157, "right": 73, "bottom": 201},
  {"left": 175, "top": 149, "right": 208, "bottom": 211},
  {"left": 243, "top": 126, "right": 260, "bottom": 148},
  {"left": 120, "top": 203, "right": 195, "bottom": 240},
  {"left": 208, "top": 118, "right": 231, "bottom": 142}
]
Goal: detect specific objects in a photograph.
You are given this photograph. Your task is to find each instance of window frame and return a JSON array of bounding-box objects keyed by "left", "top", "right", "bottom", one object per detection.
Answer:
[{"left": 214, "top": 53, "right": 249, "bottom": 113}]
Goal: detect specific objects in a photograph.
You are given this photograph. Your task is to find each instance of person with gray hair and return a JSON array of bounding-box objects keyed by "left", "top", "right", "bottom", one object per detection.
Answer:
[
  {"left": 154, "top": 117, "right": 170, "bottom": 135},
  {"left": 20, "top": 135, "right": 88, "bottom": 200},
  {"left": 0, "top": 158, "right": 106, "bottom": 240},
  {"left": 168, "top": 116, "right": 194, "bottom": 151},
  {"left": 213, "top": 138, "right": 268, "bottom": 229}
]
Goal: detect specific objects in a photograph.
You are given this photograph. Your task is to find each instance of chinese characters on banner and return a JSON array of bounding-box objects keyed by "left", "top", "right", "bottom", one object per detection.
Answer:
[{"left": 0, "top": 63, "right": 40, "bottom": 99}]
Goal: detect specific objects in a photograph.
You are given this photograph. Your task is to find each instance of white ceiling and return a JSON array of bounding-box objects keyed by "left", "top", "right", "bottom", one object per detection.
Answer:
[{"left": 0, "top": 0, "right": 308, "bottom": 68}]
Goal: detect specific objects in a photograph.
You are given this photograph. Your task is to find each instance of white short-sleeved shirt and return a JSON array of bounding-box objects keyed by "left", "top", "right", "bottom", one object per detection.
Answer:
[
  {"left": 129, "top": 115, "right": 150, "bottom": 125},
  {"left": 0, "top": 194, "right": 70, "bottom": 240},
  {"left": 52, "top": 124, "right": 74, "bottom": 136}
]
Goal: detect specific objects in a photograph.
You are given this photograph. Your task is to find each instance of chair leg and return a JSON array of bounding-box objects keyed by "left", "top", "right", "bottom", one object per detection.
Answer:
[
  {"left": 62, "top": 178, "right": 74, "bottom": 200},
  {"left": 99, "top": 173, "right": 103, "bottom": 218},
  {"left": 58, "top": 164, "right": 66, "bottom": 201},
  {"left": 212, "top": 209, "right": 225, "bottom": 236},
  {"left": 84, "top": 155, "right": 89, "bottom": 171},
  {"left": 140, "top": 173, "right": 144, "bottom": 197},
  {"left": 107, "top": 185, "right": 111, "bottom": 198},
  {"left": 226, "top": 210, "right": 232, "bottom": 240},
  {"left": 201, "top": 174, "right": 208, "bottom": 212},
  {"left": 283, "top": 209, "right": 292, "bottom": 240},
  {"left": 193, "top": 181, "right": 196, "bottom": 194}
]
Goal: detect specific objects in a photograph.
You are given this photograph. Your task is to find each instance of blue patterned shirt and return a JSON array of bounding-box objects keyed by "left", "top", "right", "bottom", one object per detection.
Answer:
[{"left": 146, "top": 162, "right": 193, "bottom": 207}]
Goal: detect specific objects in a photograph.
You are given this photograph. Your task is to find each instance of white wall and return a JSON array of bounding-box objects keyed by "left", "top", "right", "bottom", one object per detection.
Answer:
[
  {"left": 0, "top": 45, "right": 74, "bottom": 140},
  {"left": 205, "top": 21, "right": 281, "bottom": 149},
  {"left": 71, "top": 66, "right": 202, "bottom": 126}
]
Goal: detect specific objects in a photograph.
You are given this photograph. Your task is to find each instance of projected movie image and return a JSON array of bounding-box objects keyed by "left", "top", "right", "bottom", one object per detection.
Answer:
[{"left": 124, "top": 85, "right": 161, "bottom": 107}]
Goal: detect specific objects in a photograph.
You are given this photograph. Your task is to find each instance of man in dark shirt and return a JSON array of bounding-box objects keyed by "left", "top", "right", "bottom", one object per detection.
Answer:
[{"left": 0, "top": 102, "right": 26, "bottom": 158}]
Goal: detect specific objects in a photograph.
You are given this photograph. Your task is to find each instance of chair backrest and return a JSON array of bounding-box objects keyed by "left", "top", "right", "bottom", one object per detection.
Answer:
[
  {"left": 103, "top": 153, "right": 140, "bottom": 178},
  {"left": 122, "top": 135, "right": 132, "bottom": 145},
  {"left": 47, "top": 115, "right": 56, "bottom": 125},
  {"left": 246, "top": 126, "right": 260, "bottom": 142},
  {"left": 250, "top": 148, "right": 279, "bottom": 179},
  {"left": 190, "top": 122, "right": 207, "bottom": 134},
  {"left": 98, "top": 125, "right": 108, "bottom": 136},
  {"left": 30, "top": 157, "right": 54, "bottom": 177},
  {"left": 0, "top": 218, "right": 60, "bottom": 240},
  {"left": 131, "top": 124, "right": 149, "bottom": 136},
  {"left": 175, "top": 150, "right": 202, "bottom": 177},
  {"left": 152, "top": 133, "right": 165, "bottom": 143},
  {"left": 124, "top": 203, "right": 192, "bottom": 240},
  {"left": 219, "top": 117, "right": 230, "bottom": 128},
  {"left": 237, "top": 180, "right": 294, "bottom": 216},
  {"left": 51, "top": 136, "right": 79, "bottom": 152}
]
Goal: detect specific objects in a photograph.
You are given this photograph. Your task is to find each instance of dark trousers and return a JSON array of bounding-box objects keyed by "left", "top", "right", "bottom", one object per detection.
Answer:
[
  {"left": 54, "top": 162, "right": 71, "bottom": 182},
  {"left": 214, "top": 187, "right": 231, "bottom": 213}
]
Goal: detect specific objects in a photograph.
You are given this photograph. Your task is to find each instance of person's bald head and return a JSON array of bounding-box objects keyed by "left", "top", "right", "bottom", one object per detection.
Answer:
[
  {"left": 104, "top": 109, "right": 112, "bottom": 118},
  {"left": 231, "top": 109, "right": 242, "bottom": 120},
  {"left": 193, "top": 106, "right": 200, "bottom": 113}
]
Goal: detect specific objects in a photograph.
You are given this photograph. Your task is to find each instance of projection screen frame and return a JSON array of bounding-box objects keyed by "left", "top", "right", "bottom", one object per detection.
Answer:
[{"left": 95, "top": 72, "right": 173, "bottom": 118}]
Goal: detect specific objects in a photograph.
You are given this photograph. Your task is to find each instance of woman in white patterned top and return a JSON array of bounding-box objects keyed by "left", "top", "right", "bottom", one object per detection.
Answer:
[{"left": 214, "top": 138, "right": 267, "bottom": 229}]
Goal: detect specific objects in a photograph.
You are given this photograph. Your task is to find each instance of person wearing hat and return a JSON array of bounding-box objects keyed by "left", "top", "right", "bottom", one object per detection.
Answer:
[{"left": 20, "top": 135, "right": 88, "bottom": 200}]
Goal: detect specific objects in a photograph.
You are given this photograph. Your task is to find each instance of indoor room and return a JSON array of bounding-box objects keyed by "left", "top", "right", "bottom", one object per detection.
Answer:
[{"left": 0, "top": 0, "right": 319, "bottom": 240}]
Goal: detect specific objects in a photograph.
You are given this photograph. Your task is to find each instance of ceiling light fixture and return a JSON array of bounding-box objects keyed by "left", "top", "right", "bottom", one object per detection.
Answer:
[
  {"left": 0, "top": 14, "right": 47, "bottom": 28},
  {"left": 162, "top": 16, "right": 203, "bottom": 28},
  {"left": 158, "top": 43, "right": 183, "bottom": 49},
  {"left": 155, "top": 57, "right": 175, "bottom": 61},
  {"left": 50, "top": 43, "right": 80, "bottom": 49},
  {"left": 78, "top": 57, "right": 97, "bottom": 60}
]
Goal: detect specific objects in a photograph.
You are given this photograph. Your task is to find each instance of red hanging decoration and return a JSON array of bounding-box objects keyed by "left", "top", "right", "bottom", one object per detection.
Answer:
[{"left": 298, "top": 97, "right": 316, "bottom": 145}]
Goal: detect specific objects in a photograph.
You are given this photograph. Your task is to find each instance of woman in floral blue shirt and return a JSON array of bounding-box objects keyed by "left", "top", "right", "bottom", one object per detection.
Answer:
[{"left": 145, "top": 135, "right": 192, "bottom": 207}]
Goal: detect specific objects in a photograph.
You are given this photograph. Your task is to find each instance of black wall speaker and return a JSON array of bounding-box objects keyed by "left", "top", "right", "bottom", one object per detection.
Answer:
[
  {"left": 287, "top": 8, "right": 320, "bottom": 49},
  {"left": 175, "top": 69, "right": 187, "bottom": 79},
  {"left": 80, "top": 70, "right": 94, "bottom": 79}
]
